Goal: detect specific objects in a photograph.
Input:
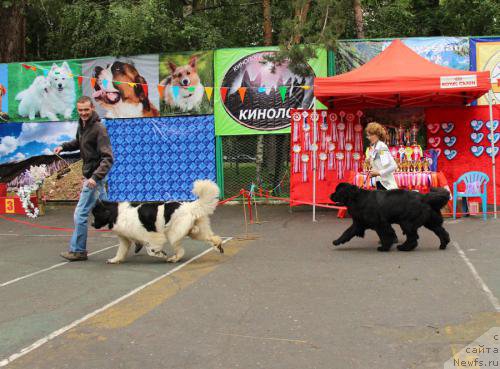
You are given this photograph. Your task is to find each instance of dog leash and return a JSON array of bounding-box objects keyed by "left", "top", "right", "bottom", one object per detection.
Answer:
[{"left": 53, "top": 153, "right": 72, "bottom": 179}]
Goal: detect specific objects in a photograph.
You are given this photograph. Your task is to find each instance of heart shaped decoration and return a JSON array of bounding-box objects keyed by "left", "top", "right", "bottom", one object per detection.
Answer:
[
  {"left": 427, "top": 123, "right": 440, "bottom": 134},
  {"left": 434, "top": 148, "right": 441, "bottom": 157},
  {"left": 488, "top": 132, "right": 500, "bottom": 144},
  {"left": 470, "top": 120, "right": 484, "bottom": 132},
  {"left": 486, "top": 120, "right": 499, "bottom": 131},
  {"left": 428, "top": 137, "right": 441, "bottom": 148},
  {"left": 471, "top": 146, "right": 484, "bottom": 157},
  {"left": 470, "top": 132, "right": 484, "bottom": 144},
  {"left": 486, "top": 146, "right": 500, "bottom": 157},
  {"left": 441, "top": 122, "right": 454, "bottom": 133},
  {"left": 444, "top": 136, "right": 456, "bottom": 147},
  {"left": 444, "top": 149, "right": 457, "bottom": 160}
]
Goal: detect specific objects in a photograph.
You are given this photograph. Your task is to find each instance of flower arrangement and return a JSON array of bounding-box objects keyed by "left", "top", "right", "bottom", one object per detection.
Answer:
[{"left": 16, "top": 165, "right": 48, "bottom": 218}]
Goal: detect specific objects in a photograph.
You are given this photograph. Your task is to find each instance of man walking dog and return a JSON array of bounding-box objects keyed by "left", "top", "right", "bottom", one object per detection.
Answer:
[{"left": 55, "top": 96, "right": 114, "bottom": 261}]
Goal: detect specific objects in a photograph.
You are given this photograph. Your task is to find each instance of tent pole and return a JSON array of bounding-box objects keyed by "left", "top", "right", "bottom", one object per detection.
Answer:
[
  {"left": 488, "top": 90, "right": 497, "bottom": 219},
  {"left": 312, "top": 97, "right": 317, "bottom": 222}
]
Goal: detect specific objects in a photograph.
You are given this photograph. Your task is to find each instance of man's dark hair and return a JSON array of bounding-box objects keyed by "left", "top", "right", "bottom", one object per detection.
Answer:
[{"left": 77, "top": 96, "right": 93, "bottom": 106}]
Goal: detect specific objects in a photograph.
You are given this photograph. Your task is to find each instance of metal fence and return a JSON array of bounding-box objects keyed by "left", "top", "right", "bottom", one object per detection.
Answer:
[{"left": 218, "top": 134, "right": 290, "bottom": 199}]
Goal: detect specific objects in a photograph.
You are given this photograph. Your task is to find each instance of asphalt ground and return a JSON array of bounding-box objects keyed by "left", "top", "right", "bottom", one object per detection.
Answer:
[{"left": 0, "top": 204, "right": 499, "bottom": 369}]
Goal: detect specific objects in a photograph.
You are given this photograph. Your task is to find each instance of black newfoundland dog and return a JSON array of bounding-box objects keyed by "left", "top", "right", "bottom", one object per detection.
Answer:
[{"left": 330, "top": 183, "right": 450, "bottom": 252}]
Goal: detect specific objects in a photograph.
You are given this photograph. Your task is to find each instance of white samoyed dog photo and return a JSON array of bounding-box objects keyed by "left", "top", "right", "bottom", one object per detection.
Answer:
[
  {"left": 16, "top": 76, "right": 49, "bottom": 120},
  {"left": 16, "top": 62, "right": 76, "bottom": 121}
]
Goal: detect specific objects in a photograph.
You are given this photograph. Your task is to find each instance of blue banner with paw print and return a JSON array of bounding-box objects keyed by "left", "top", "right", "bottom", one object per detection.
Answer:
[{"left": 106, "top": 115, "right": 216, "bottom": 202}]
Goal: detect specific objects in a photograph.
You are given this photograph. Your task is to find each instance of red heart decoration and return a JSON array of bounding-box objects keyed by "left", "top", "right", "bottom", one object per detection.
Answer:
[
  {"left": 428, "top": 137, "right": 441, "bottom": 148},
  {"left": 435, "top": 148, "right": 441, "bottom": 157},
  {"left": 427, "top": 123, "right": 440, "bottom": 134}
]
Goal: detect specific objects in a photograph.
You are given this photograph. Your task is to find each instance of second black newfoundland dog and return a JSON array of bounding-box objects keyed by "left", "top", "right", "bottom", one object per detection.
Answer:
[{"left": 330, "top": 183, "right": 450, "bottom": 252}]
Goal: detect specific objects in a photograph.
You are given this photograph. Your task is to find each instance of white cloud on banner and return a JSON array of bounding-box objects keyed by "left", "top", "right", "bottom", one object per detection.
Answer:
[
  {"left": 12, "top": 152, "right": 26, "bottom": 162},
  {"left": 0, "top": 122, "right": 77, "bottom": 157},
  {"left": 42, "top": 148, "right": 54, "bottom": 155},
  {"left": 0, "top": 136, "right": 19, "bottom": 156}
]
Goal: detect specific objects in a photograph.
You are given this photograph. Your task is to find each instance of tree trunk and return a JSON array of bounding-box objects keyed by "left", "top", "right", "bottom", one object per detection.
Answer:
[
  {"left": 292, "top": 0, "right": 312, "bottom": 44},
  {"left": 263, "top": 0, "right": 272, "bottom": 44},
  {"left": 353, "top": 0, "right": 364, "bottom": 39},
  {"left": 0, "top": 1, "right": 26, "bottom": 63}
]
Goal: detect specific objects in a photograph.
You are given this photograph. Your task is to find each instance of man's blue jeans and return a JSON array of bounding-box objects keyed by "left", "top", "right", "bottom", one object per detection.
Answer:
[{"left": 69, "top": 179, "right": 108, "bottom": 253}]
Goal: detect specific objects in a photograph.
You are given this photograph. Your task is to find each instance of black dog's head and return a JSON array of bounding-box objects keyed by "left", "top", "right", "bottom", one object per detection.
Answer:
[
  {"left": 330, "top": 182, "right": 360, "bottom": 206},
  {"left": 91, "top": 200, "right": 118, "bottom": 230}
]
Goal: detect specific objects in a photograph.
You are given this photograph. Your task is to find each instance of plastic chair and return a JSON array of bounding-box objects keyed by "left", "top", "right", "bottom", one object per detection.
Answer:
[{"left": 453, "top": 171, "right": 489, "bottom": 220}]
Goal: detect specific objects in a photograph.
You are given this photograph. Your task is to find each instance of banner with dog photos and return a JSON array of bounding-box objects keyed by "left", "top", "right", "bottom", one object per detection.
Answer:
[
  {"left": 470, "top": 38, "right": 500, "bottom": 106},
  {"left": 214, "top": 47, "right": 328, "bottom": 136},
  {"left": 7, "top": 60, "right": 83, "bottom": 123},
  {"left": 106, "top": 115, "right": 216, "bottom": 202},
  {"left": 1, "top": 51, "right": 214, "bottom": 123}
]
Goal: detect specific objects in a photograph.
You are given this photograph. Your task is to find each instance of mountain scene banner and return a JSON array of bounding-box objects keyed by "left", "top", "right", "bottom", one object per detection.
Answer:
[{"left": 214, "top": 47, "right": 327, "bottom": 136}]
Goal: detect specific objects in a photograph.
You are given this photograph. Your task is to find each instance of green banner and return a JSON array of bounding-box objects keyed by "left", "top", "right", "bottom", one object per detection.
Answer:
[{"left": 214, "top": 47, "right": 327, "bottom": 136}]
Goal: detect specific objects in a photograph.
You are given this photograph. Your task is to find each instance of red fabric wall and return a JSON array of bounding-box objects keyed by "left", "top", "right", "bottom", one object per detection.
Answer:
[{"left": 425, "top": 106, "right": 500, "bottom": 204}]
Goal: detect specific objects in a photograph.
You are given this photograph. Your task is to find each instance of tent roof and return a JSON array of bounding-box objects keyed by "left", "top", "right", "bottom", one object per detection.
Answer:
[{"left": 314, "top": 39, "right": 491, "bottom": 109}]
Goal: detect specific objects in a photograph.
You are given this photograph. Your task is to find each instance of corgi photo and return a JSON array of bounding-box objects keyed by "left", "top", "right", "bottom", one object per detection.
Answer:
[{"left": 161, "top": 55, "right": 205, "bottom": 112}]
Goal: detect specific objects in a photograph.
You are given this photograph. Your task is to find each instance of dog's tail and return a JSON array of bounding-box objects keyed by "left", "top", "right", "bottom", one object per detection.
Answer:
[
  {"left": 423, "top": 188, "right": 450, "bottom": 212},
  {"left": 191, "top": 179, "right": 220, "bottom": 218},
  {"left": 15, "top": 90, "right": 26, "bottom": 101}
]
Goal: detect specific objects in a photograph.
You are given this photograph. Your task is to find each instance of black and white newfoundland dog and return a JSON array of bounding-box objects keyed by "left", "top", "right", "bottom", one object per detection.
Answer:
[
  {"left": 330, "top": 183, "right": 451, "bottom": 252},
  {"left": 92, "top": 180, "right": 223, "bottom": 264}
]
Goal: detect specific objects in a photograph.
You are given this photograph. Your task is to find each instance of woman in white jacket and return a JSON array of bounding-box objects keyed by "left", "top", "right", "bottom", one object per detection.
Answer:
[
  {"left": 365, "top": 122, "right": 399, "bottom": 245},
  {"left": 365, "top": 122, "right": 398, "bottom": 191}
]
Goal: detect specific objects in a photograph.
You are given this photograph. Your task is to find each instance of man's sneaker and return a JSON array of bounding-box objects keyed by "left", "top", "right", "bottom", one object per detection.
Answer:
[{"left": 60, "top": 251, "right": 88, "bottom": 261}]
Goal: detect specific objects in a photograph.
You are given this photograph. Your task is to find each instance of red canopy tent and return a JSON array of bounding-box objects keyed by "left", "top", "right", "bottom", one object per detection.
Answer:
[
  {"left": 312, "top": 39, "right": 497, "bottom": 218},
  {"left": 314, "top": 39, "right": 491, "bottom": 109}
]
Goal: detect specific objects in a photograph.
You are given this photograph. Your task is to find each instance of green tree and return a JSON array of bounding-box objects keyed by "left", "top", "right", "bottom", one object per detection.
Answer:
[{"left": 2, "top": 0, "right": 499, "bottom": 63}]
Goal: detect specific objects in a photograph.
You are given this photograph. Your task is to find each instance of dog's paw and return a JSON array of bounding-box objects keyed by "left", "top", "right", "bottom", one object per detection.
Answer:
[
  {"left": 439, "top": 243, "right": 448, "bottom": 250},
  {"left": 377, "top": 246, "right": 391, "bottom": 252},
  {"left": 106, "top": 258, "right": 122, "bottom": 264},
  {"left": 215, "top": 244, "right": 224, "bottom": 254},
  {"left": 166, "top": 255, "right": 181, "bottom": 263},
  {"left": 397, "top": 244, "right": 417, "bottom": 252},
  {"left": 332, "top": 239, "right": 342, "bottom": 246}
]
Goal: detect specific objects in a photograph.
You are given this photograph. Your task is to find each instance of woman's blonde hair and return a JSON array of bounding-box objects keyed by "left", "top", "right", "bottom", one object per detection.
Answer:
[{"left": 365, "top": 122, "right": 387, "bottom": 142}]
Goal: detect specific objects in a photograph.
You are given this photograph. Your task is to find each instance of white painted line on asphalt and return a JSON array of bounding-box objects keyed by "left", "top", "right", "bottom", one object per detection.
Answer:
[
  {"left": 0, "top": 234, "right": 113, "bottom": 238},
  {"left": 0, "top": 244, "right": 119, "bottom": 289},
  {"left": 0, "top": 238, "right": 232, "bottom": 367},
  {"left": 453, "top": 240, "right": 500, "bottom": 312}
]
